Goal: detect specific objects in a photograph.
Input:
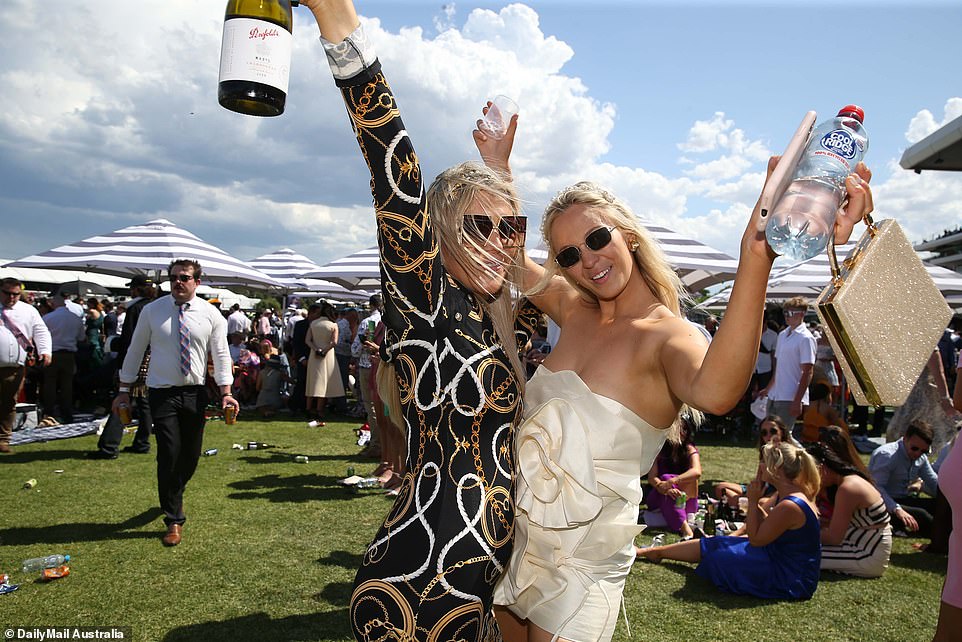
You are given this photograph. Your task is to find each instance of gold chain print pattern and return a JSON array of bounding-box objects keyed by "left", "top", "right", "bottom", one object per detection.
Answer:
[{"left": 337, "top": 63, "right": 539, "bottom": 642}]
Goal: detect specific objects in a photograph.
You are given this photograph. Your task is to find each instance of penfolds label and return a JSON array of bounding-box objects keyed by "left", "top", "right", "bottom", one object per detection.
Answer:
[{"left": 219, "top": 17, "right": 292, "bottom": 93}]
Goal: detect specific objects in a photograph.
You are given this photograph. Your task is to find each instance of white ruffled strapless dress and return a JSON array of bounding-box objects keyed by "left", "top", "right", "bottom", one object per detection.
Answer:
[{"left": 494, "top": 366, "right": 668, "bottom": 642}]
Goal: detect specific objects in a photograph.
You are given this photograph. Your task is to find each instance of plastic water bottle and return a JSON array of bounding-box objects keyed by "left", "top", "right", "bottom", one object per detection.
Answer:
[
  {"left": 22, "top": 554, "right": 70, "bottom": 573},
  {"left": 766, "top": 105, "right": 869, "bottom": 261}
]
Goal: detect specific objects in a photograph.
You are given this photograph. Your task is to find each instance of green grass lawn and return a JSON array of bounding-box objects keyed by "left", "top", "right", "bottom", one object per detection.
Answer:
[{"left": 0, "top": 416, "right": 947, "bottom": 641}]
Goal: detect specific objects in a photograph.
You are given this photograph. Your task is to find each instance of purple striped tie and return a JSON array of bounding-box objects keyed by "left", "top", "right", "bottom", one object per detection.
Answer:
[{"left": 178, "top": 303, "right": 190, "bottom": 377}]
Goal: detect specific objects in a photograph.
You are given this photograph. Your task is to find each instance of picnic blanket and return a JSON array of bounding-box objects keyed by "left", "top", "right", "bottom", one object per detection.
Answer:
[{"left": 10, "top": 418, "right": 106, "bottom": 446}]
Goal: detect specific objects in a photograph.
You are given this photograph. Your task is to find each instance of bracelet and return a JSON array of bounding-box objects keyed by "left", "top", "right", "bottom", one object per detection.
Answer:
[{"left": 118, "top": 387, "right": 130, "bottom": 394}]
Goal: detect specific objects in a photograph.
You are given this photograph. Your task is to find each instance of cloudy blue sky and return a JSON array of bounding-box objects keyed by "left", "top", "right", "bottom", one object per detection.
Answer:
[{"left": 1, "top": 0, "right": 960, "bottom": 272}]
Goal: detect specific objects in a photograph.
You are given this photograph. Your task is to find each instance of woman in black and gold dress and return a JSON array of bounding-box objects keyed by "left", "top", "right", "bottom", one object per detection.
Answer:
[{"left": 303, "top": 2, "right": 540, "bottom": 640}]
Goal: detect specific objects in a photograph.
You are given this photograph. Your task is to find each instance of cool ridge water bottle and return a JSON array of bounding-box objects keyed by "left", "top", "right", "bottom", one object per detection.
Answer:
[
  {"left": 765, "top": 105, "right": 869, "bottom": 261},
  {"left": 218, "top": 0, "right": 297, "bottom": 117}
]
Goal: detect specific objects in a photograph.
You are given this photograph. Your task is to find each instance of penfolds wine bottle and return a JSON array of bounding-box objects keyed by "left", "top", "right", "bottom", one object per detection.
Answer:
[{"left": 218, "top": 0, "right": 298, "bottom": 117}]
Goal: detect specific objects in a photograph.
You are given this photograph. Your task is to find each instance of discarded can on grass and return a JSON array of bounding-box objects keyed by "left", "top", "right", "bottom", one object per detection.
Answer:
[
  {"left": 23, "top": 479, "right": 37, "bottom": 489},
  {"left": 0, "top": 573, "right": 9, "bottom": 584},
  {"left": 247, "top": 441, "right": 259, "bottom": 450},
  {"left": 203, "top": 449, "right": 218, "bottom": 457},
  {"left": 293, "top": 455, "right": 309, "bottom": 464},
  {"left": 0, "top": 583, "right": 19, "bottom": 594}
]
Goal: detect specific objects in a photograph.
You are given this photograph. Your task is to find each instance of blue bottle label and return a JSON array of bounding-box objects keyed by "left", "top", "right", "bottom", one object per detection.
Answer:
[{"left": 819, "top": 129, "right": 857, "bottom": 160}]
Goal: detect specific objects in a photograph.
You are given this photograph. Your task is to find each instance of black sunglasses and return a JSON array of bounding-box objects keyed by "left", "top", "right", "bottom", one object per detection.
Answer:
[
  {"left": 555, "top": 226, "right": 616, "bottom": 269},
  {"left": 463, "top": 214, "right": 527, "bottom": 248},
  {"left": 1, "top": 290, "right": 21, "bottom": 296},
  {"left": 169, "top": 274, "right": 196, "bottom": 283},
  {"left": 760, "top": 429, "right": 775, "bottom": 437}
]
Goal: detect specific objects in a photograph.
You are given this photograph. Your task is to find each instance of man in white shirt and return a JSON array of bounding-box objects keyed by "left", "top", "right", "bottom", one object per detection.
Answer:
[
  {"left": 226, "top": 304, "right": 251, "bottom": 338},
  {"left": 762, "top": 297, "right": 816, "bottom": 434},
  {"left": 42, "top": 294, "right": 86, "bottom": 424},
  {"left": 0, "top": 278, "right": 52, "bottom": 453},
  {"left": 112, "top": 260, "right": 238, "bottom": 546}
]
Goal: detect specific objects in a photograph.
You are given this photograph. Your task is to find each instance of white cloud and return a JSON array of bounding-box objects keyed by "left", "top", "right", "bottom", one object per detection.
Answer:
[
  {"left": 905, "top": 97, "right": 962, "bottom": 143},
  {"left": 0, "top": 1, "right": 959, "bottom": 279}
]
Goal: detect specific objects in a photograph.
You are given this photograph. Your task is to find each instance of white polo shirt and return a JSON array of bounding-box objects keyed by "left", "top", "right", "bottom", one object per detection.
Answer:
[{"left": 770, "top": 323, "right": 816, "bottom": 404}]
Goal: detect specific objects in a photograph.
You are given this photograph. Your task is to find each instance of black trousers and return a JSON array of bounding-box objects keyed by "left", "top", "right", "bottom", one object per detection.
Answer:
[
  {"left": 893, "top": 495, "right": 936, "bottom": 539},
  {"left": 96, "top": 394, "right": 153, "bottom": 455},
  {"left": 149, "top": 386, "right": 208, "bottom": 527}
]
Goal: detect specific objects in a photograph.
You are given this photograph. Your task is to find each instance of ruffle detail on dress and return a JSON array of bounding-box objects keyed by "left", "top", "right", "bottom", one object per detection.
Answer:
[{"left": 515, "top": 397, "right": 603, "bottom": 529}]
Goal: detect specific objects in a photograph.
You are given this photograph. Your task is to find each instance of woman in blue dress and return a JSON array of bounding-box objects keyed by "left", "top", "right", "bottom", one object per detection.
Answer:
[{"left": 638, "top": 441, "right": 822, "bottom": 600}]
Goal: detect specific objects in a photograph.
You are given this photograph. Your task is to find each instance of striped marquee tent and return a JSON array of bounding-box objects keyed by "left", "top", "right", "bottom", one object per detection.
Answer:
[
  {"left": 248, "top": 247, "right": 367, "bottom": 300},
  {"left": 699, "top": 241, "right": 962, "bottom": 306},
  {"left": 311, "top": 221, "right": 739, "bottom": 292},
  {"left": 529, "top": 220, "right": 739, "bottom": 291},
  {"left": 249, "top": 248, "right": 326, "bottom": 288},
  {"left": 3, "top": 219, "right": 282, "bottom": 289},
  {"left": 305, "top": 246, "right": 381, "bottom": 290}
]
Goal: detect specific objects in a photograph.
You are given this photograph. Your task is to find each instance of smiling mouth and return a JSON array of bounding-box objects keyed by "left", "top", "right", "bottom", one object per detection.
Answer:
[{"left": 591, "top": 267, "right": 611, "bottom": 281}]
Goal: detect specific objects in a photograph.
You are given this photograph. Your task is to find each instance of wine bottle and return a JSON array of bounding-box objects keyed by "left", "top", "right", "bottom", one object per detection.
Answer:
[{"left": 218, "top": 0, "right": 298, "bottom": 117}]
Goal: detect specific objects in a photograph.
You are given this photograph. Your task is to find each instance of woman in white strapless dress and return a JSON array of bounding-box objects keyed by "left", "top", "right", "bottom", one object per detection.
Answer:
[{"left": 474, "top": 122, "right": 876, "bottom": 642}]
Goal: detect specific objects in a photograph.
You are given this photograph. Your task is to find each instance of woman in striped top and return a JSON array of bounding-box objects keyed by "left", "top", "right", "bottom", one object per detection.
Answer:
[{"left": 809, "top": 440, "right": 891, "bottom": 578}]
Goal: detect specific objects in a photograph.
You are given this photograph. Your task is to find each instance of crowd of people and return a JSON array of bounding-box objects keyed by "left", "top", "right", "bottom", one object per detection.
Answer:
[{"left": 1, "top": 1, "right": 958, "bottom": 637}]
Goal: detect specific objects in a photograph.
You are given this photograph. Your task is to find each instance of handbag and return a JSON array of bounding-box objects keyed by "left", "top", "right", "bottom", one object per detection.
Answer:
[{"left": 815, "top": 215, "right": 951, "bottom": 407}]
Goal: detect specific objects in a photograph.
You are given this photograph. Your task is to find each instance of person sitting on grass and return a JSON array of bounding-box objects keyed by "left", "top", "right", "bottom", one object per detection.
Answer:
[
  {"left": 638, "top": 441, "right": 822, "bottom": 601},
  {"left": 644, "top": 416, "right": 701, "bottom": 539},
  {"left": 713, "top": 415, "right": 788, "bottom": 509},
  {"left": 808, "top": 441, "right": 891, "bottom": 578},
  {"left": 800, "top": 382, "right": 848, "bottom": 444}
]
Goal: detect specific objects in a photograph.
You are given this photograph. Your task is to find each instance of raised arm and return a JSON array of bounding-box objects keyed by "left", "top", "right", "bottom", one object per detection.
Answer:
[
  {"left": 301, "top": 0, "right": 358, "bottom": 44},
  {"left": 303, "top": 0, "right": 442, "bottom": 321},
  {"left": 473, "top": 109, "right": 579, "bottom": 325},
  {"left": 662, "top": 158, "right": 874, "bottom": 416}
]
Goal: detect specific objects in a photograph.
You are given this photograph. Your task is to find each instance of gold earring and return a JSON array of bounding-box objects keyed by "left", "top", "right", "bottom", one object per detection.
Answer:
[{"left": 630, "top": 241, "right": 639, "bottom": 251}]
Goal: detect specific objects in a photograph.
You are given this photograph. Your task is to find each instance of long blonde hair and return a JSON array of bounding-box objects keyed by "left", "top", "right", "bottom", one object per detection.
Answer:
[
  {"left": 379, "top": 161, "right": 527, "bottom": 416},
  {"left": 530, "top": 182, "right": 689, "bottom": 315},
  {"left": 762, "top": 442, "right": 821, "bottom": 501},
  {"left": 529, "top": 181, "right": 698, "bottom": 440}
]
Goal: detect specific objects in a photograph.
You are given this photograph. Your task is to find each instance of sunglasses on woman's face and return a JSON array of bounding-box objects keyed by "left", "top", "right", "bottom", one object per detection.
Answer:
[
  {"left": 555, "top": 226, "right": 616, "bottom": 269},
  {"left": 463, "top": 214, "right": 527, "bottom": 248}
]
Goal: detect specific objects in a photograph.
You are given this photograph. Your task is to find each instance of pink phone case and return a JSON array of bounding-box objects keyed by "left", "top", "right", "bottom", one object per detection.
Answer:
[{"left": 756, "top": 111, "right": 817, "bottom": 232}]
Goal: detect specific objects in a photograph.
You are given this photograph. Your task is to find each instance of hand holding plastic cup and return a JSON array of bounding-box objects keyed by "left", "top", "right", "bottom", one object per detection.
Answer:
[{"left": 479, "top": 95, "right": 519, "bottom": 140}]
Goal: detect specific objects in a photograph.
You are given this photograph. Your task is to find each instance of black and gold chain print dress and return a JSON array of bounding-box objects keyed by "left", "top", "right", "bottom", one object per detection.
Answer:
[{"left": 321, "top": 26, "right": 540, "bottom": 642}]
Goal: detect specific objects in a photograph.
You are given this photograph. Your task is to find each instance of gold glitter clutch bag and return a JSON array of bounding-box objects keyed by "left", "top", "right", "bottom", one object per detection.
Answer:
[{"left": 816, "top": 216, "right": 951, "bottom": 407}]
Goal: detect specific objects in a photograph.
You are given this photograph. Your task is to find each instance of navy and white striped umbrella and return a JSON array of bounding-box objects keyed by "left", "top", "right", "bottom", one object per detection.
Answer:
[
  {"left": 3, "top": 218, "right": 282, "bottom": 289},
  {"left": 249, "top": 248, "right": 326, "bottom": 288},
  {"left": 701, "top": 240, "right": 962, "bottom": 305},
  {"left": 247, "top": 246, "right": 364, "bottom": 297},
  {"left": 529, "top": 219, "right": 739, "bottom": 291},
  {"left": 305, "top": 246, "right": 381, "bottom": 290}
]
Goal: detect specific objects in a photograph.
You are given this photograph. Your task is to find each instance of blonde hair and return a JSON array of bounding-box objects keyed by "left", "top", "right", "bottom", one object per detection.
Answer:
[
  {"left": 379, "top": 161, "right": 528, "bottom": 415},
  {"left": 783, "top": 296, "right": 810, "bottom": 311},
  {"left": 529, "top": 181, "right": 698, "bottom": 441},
  {"left": 761, "top": 441, "right": 821, "bottom": 501},
  {"left": 530, "top": 182, "right": 689, "bottom": 316}
]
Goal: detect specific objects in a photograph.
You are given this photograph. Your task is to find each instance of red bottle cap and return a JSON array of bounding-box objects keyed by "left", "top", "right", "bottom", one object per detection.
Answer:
[{"left": 837, "top": 105, "right": 864, "bottom": 123}]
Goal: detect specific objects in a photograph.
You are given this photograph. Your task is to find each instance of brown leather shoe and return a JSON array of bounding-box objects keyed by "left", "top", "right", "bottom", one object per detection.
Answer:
[
  {"left": 162, "top": 524, "right": 182, "bottom": 547},
  {"left": 0, "top": 443, "right": 12, "bottom": 454}
]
